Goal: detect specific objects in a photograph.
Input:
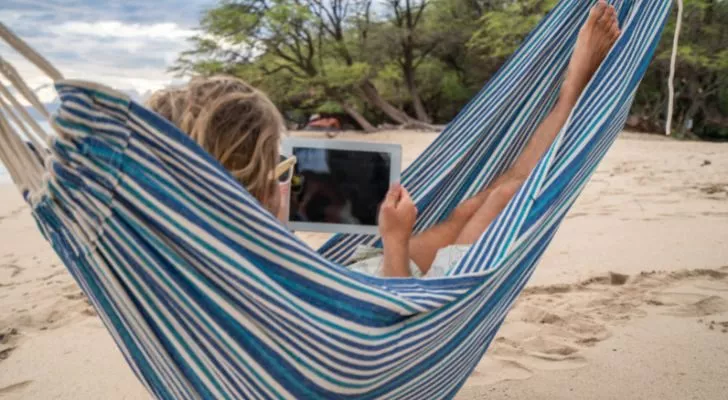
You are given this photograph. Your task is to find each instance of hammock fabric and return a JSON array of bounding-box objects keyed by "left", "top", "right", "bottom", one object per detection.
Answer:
[{"left": 0, "top": 0, "right": 671, "bottom": 398}]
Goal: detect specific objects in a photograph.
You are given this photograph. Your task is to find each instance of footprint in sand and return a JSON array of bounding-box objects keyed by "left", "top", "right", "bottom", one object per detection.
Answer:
[
  {"left": 566, "top": 212, "right": 589, "bottom": 220},
  {"left": 0, "top": 263, "right": 24, "bottom": 278},
  {"left": 0, "top": 207, "right": 25, "bottom": 223},
  {"left": 0, "top": 328, "right": 19, "bottom": 344},
  {"left": 658, "top": 294, "right": 728, "bottom": 318},
  {"left": 0, "top": 345, "right": 16, "bottom": 361},
  {"left": 701, "top": 320, "right": 728, "bottom": 333},
  {"left": 0, "top": 381, "right": 33, "bottom": 396},
  {"left": 470, "top": 267, "right": 728, "bottom": 385},
  {"left": 63, "top": 291, "right": 86, "bottom": 301},
  {"left": 38, "top": 270, "right": 66, "bottom": 282},
  {"left": 0, "top": 328, "right": 20, "bottom": 362},
  {"left": 467, "top": 357, "right": 533, "bottom": 386},
  {"left": 694, "top": 183, "right": 728, "bottom": 198}
]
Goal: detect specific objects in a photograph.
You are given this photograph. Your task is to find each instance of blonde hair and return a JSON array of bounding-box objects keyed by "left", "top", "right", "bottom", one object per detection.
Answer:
[{"left": 147, "top": 76, "right": 284, "bottom": 207}]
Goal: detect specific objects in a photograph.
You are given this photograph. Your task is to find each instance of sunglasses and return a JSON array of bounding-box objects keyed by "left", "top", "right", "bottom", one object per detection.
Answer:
[{"left": 272, "top": 155, "right": 297, "bottom": 184}]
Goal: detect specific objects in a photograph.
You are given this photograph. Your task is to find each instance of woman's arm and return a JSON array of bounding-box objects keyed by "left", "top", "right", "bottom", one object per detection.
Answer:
[
  {"left": 378, "top": 184, "right": 417, "bottom": 277},
  {"left": 382, "top": 236, "right": 411, "bottom": 277}
]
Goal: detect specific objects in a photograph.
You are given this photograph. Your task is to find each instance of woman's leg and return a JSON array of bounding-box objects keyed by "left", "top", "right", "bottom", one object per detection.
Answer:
[
  {"left": 408, "top": 189, "right": 492, "bottom": 273},
  {"left": 453, "top": 180, "right": 522, "bottom": 244},
  {"left": 454, "top": 0, "right": 620, "bottom": 245},
  {"left": 410, "top": 1, "right": 620, "bottom": 260}
]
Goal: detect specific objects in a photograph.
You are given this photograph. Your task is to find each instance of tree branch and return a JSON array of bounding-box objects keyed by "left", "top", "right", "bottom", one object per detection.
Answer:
[
  {"left": 261, "top": 63, "right": 306, "bottom": 78},
  {"left": 413, "top": 0, "right": 428, "bottom": 26}
]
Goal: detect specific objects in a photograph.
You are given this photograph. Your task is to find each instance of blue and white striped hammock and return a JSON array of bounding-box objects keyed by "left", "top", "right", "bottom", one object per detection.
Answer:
[{"left": 0, "top": 0, "right": 671, "bottom": 398}]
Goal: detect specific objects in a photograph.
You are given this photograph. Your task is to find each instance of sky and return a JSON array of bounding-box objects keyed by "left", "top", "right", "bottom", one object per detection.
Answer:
[
  {"left": 0, "top": 0, "right": 217, "bottom": 182},
  {"left": 1, "top": 0, "right": 216, "bottom": 103}
]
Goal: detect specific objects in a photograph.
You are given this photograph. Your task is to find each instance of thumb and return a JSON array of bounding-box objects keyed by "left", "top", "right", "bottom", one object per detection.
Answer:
[
  {"left": 385, "top": 184, "right": 401, "bottom": 204},
  {"left": 382, "top": 184, "right": 399, "bottom": 208},
  {"left": 397, "top": 186, "right": 412, "bottom": 206},
  {"left": 400, "top": 186, "right": 412, "bottom": 203}
]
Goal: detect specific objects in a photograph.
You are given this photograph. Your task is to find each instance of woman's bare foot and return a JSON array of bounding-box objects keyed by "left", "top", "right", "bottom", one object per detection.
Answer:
[{"left": 561, "top": 0, "right": 621, "bottom": 103}]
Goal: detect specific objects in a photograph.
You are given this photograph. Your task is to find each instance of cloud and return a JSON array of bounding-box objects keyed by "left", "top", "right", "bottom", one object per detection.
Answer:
[
  {"left": 0, "top": 0, "right": 214, "bottom": 107},
  {"left": 53, "top": 21, "right": 197, "bottom": 41},
  {"left": 2, "top": 0, "right": 212, "bottom": 26},
  {"left": 1, "top": 1, "right": 217, "bottom": 177}
]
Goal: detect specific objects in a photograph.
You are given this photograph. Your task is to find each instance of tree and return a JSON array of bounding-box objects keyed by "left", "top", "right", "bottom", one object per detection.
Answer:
[
  {"left": 316, "top": 0, "right": 436, "bottom": 129},
  {"left": 172, "top": 0, "right": 728, "bottom": 139},
  {"left": 383, "top": 0, "right": 434, "bottom": 122},
  {"left": 176, "top": 0, "right": 437, "bottom": 131},
  {"left": 425, "top": 0, "right": 510, "bottom": 93},
  {"left": 174, "top": 0, "right": 378, "bottom": 131},
  {"left": 467, "top": 0, "right": 556, "bottom": 58}
]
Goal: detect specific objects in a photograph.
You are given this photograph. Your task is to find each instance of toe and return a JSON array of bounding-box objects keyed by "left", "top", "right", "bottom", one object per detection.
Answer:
[
  {"left": 611, "top": 22, "right": 621, "bottom": 38},
  {"left": 597, "top": 5, "right": 612, "bottom": 25},
  {"left": 609, "top": 18, "right": 619, "bottom": 32},
  {"left": 591, "top": 0, "right": 608, "bottom": 19}
]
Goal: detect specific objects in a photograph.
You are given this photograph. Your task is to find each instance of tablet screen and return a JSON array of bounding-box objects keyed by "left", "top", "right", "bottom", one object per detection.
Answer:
[{"left": 289, "top": 147, "right": 392, "bottom": 227}]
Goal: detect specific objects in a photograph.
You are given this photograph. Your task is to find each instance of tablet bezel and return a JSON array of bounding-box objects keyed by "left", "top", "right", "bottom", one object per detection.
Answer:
[{"left": 281, "top": 137, "right": 402, "bottom": 234}]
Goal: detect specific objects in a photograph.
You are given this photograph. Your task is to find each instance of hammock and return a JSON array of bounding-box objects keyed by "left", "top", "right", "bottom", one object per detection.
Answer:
[{"left": 0, "top": 0, "right": 671, "bottom": 398}]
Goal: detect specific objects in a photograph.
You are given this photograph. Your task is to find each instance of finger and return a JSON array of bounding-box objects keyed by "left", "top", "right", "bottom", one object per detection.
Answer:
[
  {"left": 399, "top": 186, "right": 413, "bottom": 205},
  {"left": 384, "top": 184, "right": 401, "bottom": 205},
  {"left": 397, "top": 189, "right": 417, "bottom": 216}
]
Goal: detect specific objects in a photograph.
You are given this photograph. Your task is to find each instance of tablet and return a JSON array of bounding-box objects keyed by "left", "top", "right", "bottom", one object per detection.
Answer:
[{"left": 281, "top": 138, "right": 402, "bottom": 234}]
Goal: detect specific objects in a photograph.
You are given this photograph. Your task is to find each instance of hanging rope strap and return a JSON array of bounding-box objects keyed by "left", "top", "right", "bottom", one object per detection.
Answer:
[
  {"left": 0, "top": 22, "right": 64, "bottom": 81},
  {"left": 0, "top": 71, "right": 50, "bottom": 143},
  {"left": 0, "top": 22, "right": 61, "bottom": 194},
  {"left": 0, "top": 87, "right": 46, "bottom": 152},
  {"left": 665, "top": 0, "right": 683, "bottom": 135},
  {"left": 0, "top": 57, "right": 51, "bottom": 120}
]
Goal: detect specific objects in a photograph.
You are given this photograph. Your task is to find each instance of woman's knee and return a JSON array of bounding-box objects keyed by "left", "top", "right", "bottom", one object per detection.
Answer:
[
  {"left": 451, "top": 196, "right": 485, "bottom": 221},
  {"left": 490, "top": 179, "right": 524, "bottom": 206}
]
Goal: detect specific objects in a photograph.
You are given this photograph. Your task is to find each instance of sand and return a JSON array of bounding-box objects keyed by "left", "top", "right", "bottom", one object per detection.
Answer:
[{"left": 1, "top": 131, "right": 727, "bottom": 399}]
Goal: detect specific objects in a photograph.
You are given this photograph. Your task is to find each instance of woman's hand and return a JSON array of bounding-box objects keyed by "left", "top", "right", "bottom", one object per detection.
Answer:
[
  {"left": 378, "top": 184, "right": 417, "bottom": 243},
  {"left": 378, "top": 184, "right": 417, "bottom": 277}
]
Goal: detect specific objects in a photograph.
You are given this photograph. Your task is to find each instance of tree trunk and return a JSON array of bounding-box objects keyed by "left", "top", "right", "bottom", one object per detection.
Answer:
[
  {"left": 357, "top": 80, "right": 410, "bottom": 124},
  {"left": 338, "top": 100, "right": 377, "bottom": 133},
  {"left": 357, "top": 80, "right": 436, "bottom": 130},
  {"left": 677, "top": 98, "right": 702, "bottom": 137},
  {"left": 403, "top": 67, "right": 431, "bottom": 123},
  {"left": 324, "top": 87, "right": 377, "bottom": 133}
]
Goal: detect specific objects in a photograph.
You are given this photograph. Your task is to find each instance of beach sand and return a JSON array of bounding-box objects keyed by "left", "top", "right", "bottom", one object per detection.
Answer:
[{"left": 1, "top": 131, "right": 727, "bottom": 399}]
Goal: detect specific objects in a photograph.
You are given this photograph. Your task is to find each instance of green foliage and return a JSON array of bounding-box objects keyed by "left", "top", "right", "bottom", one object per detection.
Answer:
[
  {"left": 468, "top": 0, "right": 557, "bottom": 58},
  {"left": 315, "top": 101, "right": 345, "bottom": 114},
  {"left": 175, "top": 0, "right": 728, "bottom": 139},
  {"left": 633, "top": 0, "right": 728, "bottom": 138},
  {"left": 372, "top": 63, "right": 408, "bottom": 106},
  {"left": 412, "top": 58, "right": 471, "bottom": 120},
  {"left": 318, "top": 62, "right": 371, "bottom": 90}
]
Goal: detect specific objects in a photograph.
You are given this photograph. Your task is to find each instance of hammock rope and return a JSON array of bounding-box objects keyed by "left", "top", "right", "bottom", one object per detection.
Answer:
[
  {"left": 0, "top": 1, "right": 673, "bottom": 398},
  {"left": 665, "top": 0, "right": 683, "bottom": 135}
]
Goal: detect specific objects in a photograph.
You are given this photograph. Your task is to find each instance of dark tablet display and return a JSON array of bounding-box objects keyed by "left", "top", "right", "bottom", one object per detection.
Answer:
[{"left": 283, "top": 139, "right": 401, "bottom": 234}]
